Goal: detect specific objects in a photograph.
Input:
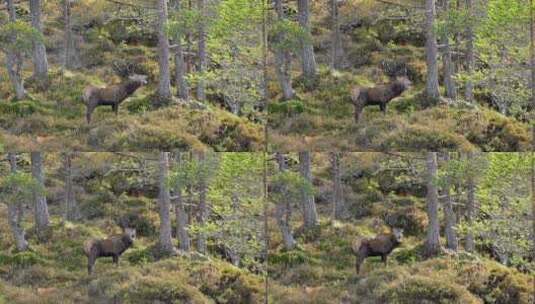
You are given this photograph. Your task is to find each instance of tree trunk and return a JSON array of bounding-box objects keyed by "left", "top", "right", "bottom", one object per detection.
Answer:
[
  {"left": 442, "top": 153, "right": 458, "bottom": 251},
  {"left": 31, "top": 152, "right": 50, "bottom": 242},
  {"left": 330, "top": 0, "right": 344, "bottom": 69},
  {"left": 158, "top": 152, "right": 175, "bottom": 255},
  {"left": 173, "top": 153, "right": 191, "bottom": 252},
  {"left": 275, "top": 153, "right": 296, "bottom": 250},
  {"left": 425, "top": 0, "right": 440, "bottom": 99},
  {"left": 465, "top": 153, "right": 476, "bottom": 252},
  {"left": 63, "top": 0, "right": 74, "bottom": 69},
  {"left": 297, "top": 0, "right": 317, "bottom": 83},
  {"left": 7, "top": 153, "right": 28, "bottom": 252},
  {"left": 273, "top": 0, "right": 294, "bottom": 100},
  {"left": 530, "top": 0, "right": 535, "bottom": 111},
  {"left": 425, "top": 152, "right": 441, "bottom": 256},
  {"left": 169, "top": 0, "right": 189, "bottom": 100},
  {"left": 330, "top": 152, "right": 345, "bottom": 220},
  {"left": 298, "top": 151, "right": 319, "bottom": 230},
  {"left": 196, "top": 152, "right": 208, "bottom": 254},
  {"left": 465, "top": 0, "right": 475, "bottom": 102},
  {"left": 63, "top": 153, "right": 80, "bottom": 221},
  {"left": 5, "top": 0, "right": 25, "bottom": 100},
  {"left": 531, "top": 151, "right": 534, "bottom": 261},
  {"left": 29, "top": 0, "right": 48, "bottom": 87},
  {"left": 156, "top": 0, "right": 172, "bottom": 101},
  {"left": 441, "top": 0, "right": 456, "bottom": 99},
  {"left": 196, "top": 0, "right": 207, "bottom": 101}
]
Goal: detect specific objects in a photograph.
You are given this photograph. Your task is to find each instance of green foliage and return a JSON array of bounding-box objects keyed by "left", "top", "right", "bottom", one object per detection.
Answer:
[
  {"left": 270, "top": 19, "right": 309, "bottom": 52},
  {"left": 268, "top": 100, "right": 306, "bottom": 116},
  {"left": 125, "top": 247, "right": 154, "bottom": 266},
  {"left": 0, "top": 252, "right": 47, "bottom": 269},
  {"left": 0, "top": 20, "right": 43, "bottom": 54},
  {"left": 268, "top": 249, "right": 313, "bottom": 267},
  {"left": 0, "top": 172, "right": 43, "bottom": 205},
  {"left": 0, "top": 101, "right": 41, "bottom": 117}
]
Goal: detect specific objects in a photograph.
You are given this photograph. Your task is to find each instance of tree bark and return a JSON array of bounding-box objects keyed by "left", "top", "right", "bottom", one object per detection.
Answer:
[
  {"left": 31, "top": 152, "right": 50, "bottom": 242},
  {"left": 297, "top": 0, "right": 317, "bottom": 83},
  {"left": 275, "top": 152, "right": 296, "bottom": 250},
  {"left": 530, "top": 0, "right": 535, "bottom": 111},
  {"left": 5, "top": 0, "right": 25, "bottom": 100},
  {"left": 425, "top": 0, "right": 440, "bottom": 99},
  {"left": 196, "top": 152, "right": 208, "bottom": 254},
  {"left": 196, "top": 0, "right": 207, "bottom": 101},
  {"left": 330, "top": 0, "right": 344, "bottom": 69},
  {"left": 425, "top": 152, "right": 441, "bottom": 256},
  {"left": 330, "top": 152, "right": 345, "bottom": 220},
  {"left": 29, "top": 0, "right": 48, "bottom": 86},
  {"left": 442, "top": 153, "right": 458, "bottom": 251},
  {"left": 441, "top": 0, "right": 456, "bottom": 99},
  {"left": 158, "top": 152, "right": 175, "bottom": 255},
  {"left": 7, "top": 153, "right": 29, "bottom": 252},
  {"left": 170, "top": 0, "right": 189, "bottom": 100},
  {"left": 465, "top": 153, "right": 476, "bottom": 252},
  {"left": 273, "top": 0, "right": 294, "bottom": 100},
  {"left": 465, "top": 0, "right": 475, "bottom": 102},
  {"left": 157, "top": 0, "right": 172, "bottom": 101},
  {"left": 63, "top": 152, "right": 80, "bottom": 221},
  {"left": 63, "top": 0, "right": 74, "bottom": 69},
  {"left": 298, "top": 151, "right": 318, "bottom": 230},
  {"left": 173, "top": 153, "right": 191, "bottom": 252}
]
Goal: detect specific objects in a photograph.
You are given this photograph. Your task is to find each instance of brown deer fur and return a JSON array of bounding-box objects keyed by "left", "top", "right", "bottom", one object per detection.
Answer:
[
  {"left": 352, "top": 228, "right": 403, "bottom": 273},
  {"left": 84, "top": 228, "right": 136, "bottom": 275},
  {"left": 351, "top": 77, "right": 411, "bottom": 122},
  {"left": 82, "top": 74, "right": 147, "bottom": 123}
]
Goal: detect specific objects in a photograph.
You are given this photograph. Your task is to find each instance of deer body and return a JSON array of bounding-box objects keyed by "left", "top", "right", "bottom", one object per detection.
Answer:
[
  {"left": 351, "top": 77, "right": 411, "bottom": 122},
  {"left": 83, "top": 75, "right": 147, "bottom": 123},
  {"left": 352, "top": 228, "right": 403, "bottom": 273},
  {"left": 84, "top": 228, "right": 136, "bottom": 275}
]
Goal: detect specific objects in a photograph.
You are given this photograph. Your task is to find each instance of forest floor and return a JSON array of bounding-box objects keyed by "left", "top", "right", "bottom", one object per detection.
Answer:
[
  {"left": 267, "top": 56, "right": 532, "bottom": 152},
  {"left": 0, "top": 203, "right": 266, "bottom": 304},
  {"left": 267, "top": 216, "right": 534, "bottom": 304},
  {"left": 267, "top": 1, "right": 533, "bottom": 152}
]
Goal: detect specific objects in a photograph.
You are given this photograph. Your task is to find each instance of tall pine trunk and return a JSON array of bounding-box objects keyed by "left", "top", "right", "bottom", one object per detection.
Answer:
[
  {"left": 330, "top": 0, "right": 344, "bottom": 69},
  {"left": 5, "top": 0, "right": 25, "bottom": 100},
  {"left": 298, "top": 151, "right": 318, "bottom": 230},
  {"left": 465, "top": 153, "right": 476, "bottom": 252},
  {"left": 173, "top": 153, "right": 191, "bottom": 252},
  {"left": 171, "top": 0, "right": 189, "bottom": 100},
  {"left": 30, "top": 0, "right": 48, "bottom": 87},
  {"left": 196, "top": 152, "right": 208, "bottom": 254},
  {"left": 465, "top": 0, "right": 475, "bottom": 102},
  {"left": 31, "top": 152, "right": 50, "bottom": 242},
  {"left": 158, "top": 152, "right": 175, "bottom": 255},
  {"left": 331, "top": 152, "right": 345, "bottom": 220},
  {"left": 424, "top": 152, "right": 441, "bottom": 256},
  {"left": 196, "top": 0, "right": 207, "bottom": 101},
  {"left": 297, "top": 0, "right": 317, "bottom": 83},
  {"left": 7, "top": 153, "right": 28, "bottom": 252},
  {"left": 63, "top": 153, "right": 80, "bottom": 221},
  {"left": 273, "top": 0, "right": 294, "bottom": 100},
  {"left": 425, "top": 0, "right": 440, "bottom": 99},
  {"left": 275, "top": 153, "right": 296, "bottom": 250},
  {"left": 157, "top": 0, "right": 172, "bottom": 101},
  {"left": 442, "top": 153, "right": 458, "bottom": 251},
  {"left": 441, "top": 0, "right": 456, "bottom": 99}
]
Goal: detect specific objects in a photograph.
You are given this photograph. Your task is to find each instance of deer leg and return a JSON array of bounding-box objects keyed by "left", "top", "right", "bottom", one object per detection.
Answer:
[
  {"left": 380, "top": 103, "right": 386, "bottom": 114},
  {"left": 354, "top": 104, "right": 364, "bottom": 123},
  {"left": 112, "top": 255, "right": 119, "bottom": 266},
  {"left": 381, "top": 254, "right": 387, "bottom": 266},
  {"left": 88, "top": 255, "right": 96, "bottom": 275},
  {"left": 112, "top": 103, "right": 118, "bottom": 116}
]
